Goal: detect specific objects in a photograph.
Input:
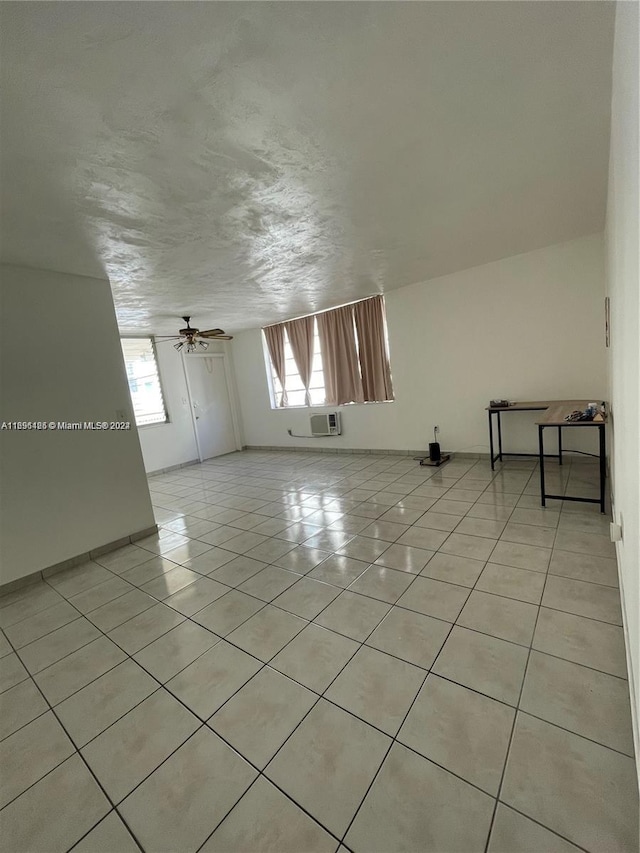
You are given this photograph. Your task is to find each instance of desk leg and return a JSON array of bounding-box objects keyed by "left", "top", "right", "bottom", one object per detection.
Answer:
[
  {"left": 538, "top": 425, "right": 546, "bottom": 507},
  {"left": 558, "top": 426, "right": 563, "bottom": 466},
  {"left": 599, "top": 424, "right": 606, "bottom": 513},
  {"left": 489, "top": 411, "right": 495, "bottom": 471},
  {"left": 497, "top": 411, "right": 503, "bottom": 463}
]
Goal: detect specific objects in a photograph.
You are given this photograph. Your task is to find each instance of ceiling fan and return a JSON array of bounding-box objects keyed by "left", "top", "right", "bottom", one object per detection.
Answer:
[{"left": 155, "top": 316, "right": 233, "bottom": 352}]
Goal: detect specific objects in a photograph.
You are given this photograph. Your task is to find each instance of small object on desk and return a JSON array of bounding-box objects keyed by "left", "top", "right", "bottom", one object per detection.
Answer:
[
  {"left": 565, "top": 407, "right": 595, "bottom": 422},
  {"left": 490, "top": 399, "right": 512, "bottom": 408}
]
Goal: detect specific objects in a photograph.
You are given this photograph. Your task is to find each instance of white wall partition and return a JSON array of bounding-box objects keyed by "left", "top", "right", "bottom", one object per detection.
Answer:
[
  {"left": 0, "top": 264, "right": 155, "bottom": 585},
  {"left": 605, "top": 0, "right": 640, "bottom": 766},
  {"left": 232, "top": 234, "right": 607, "bottom": 456}
]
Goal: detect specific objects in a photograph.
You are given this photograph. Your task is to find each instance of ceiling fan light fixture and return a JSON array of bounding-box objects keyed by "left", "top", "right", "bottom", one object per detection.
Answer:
[{"left": 158, "top": 316, "right": 232, "bottom": 352}]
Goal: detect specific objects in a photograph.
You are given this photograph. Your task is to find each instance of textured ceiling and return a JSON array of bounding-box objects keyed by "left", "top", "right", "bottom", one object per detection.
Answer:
[{"left": 1, "top": 2, "right": 614, "bottom": 334}]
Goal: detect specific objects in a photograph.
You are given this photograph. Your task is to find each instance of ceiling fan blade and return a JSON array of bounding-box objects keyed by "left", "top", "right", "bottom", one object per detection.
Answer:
[
  {"left": 154, "top": 336, "right": 182, "bottom": 342},
  {"left": 198, "top": 329, "right": 225, "bottom": 337}
]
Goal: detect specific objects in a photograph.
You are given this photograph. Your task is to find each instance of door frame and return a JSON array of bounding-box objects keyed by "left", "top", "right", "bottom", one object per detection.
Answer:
[{"left": 181, "top": 352, "right": 242, "bottom": 462}]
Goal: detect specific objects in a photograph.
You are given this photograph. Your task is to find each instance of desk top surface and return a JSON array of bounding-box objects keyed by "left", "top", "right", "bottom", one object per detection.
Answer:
[{"left": 486, "top": 400, "right": 606, "bottom": 427}]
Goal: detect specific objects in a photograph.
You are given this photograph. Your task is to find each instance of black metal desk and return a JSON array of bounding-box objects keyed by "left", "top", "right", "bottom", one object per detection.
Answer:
[
  {"left": 536, "top": 402, "right": 607, "bottom": 514},
  {"left": 486, "top": 400, "right": 607, "bottom": 513},
  {"left": 487, "top": 401, "right": 574, "bottom": 471}
]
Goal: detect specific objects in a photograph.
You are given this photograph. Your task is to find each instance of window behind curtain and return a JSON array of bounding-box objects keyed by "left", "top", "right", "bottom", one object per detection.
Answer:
[
  {"left": 264, "top": 296, "right": 394, "bottom": 408},
  {"left": 121, "top": 338, "right": 168, "bottom": 426},
  {"left": 270, "top": 322, "right": 327, "bottom": 407}
]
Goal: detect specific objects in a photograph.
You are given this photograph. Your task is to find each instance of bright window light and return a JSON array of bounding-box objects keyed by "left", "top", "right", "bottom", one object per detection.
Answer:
[
  {"left": 264, "top": 296, "right": 394, "bottom": 409},
  {"left": 121, "top": 338, "right": 168, "bottom": 426},
  {"left": 269, "top": 323, "right": 327, "bottom": 408}
]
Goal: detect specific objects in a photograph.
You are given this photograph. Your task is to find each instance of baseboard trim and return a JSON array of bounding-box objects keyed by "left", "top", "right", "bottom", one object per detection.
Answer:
[
  {"left": 243, "top": 445, "right": 430, "bottom": 457},
  {"left": 0, "top": 573, "right": 45, "bottom": 598},
  {"left": 240, "top": 446, "right": 597, "bottom": 461},
  {"left": 147, "top": 459, "right": 200, "bottom": 477},
  {"left": 0, "top": 523, "right": 159, "bottom": 594}
]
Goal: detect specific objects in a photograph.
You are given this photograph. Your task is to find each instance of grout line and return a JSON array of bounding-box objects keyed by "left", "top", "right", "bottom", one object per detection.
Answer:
[
  {"left": 505, "top": 707, "right": 636, "bottom": 760},
  {"left": 490, "top": 802, "right": 593, "bottom": 853},
  {"left": 481, "top": 527, "right": 555, "bottom": 853}
]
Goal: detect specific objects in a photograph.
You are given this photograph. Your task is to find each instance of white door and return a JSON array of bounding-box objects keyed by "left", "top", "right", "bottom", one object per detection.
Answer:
[{"left": 184, "top": 355, "right": 238, "bottom": 460}]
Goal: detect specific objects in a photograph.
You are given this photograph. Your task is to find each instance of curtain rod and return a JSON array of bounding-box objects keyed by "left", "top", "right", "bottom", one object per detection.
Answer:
[{"left": 262, "top": 293, "right": 383, "bottom": 330}]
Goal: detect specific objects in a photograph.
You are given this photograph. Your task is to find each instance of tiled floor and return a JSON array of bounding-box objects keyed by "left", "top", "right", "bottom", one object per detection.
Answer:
[{"left": 1, "top": 450, "right": 638, "bottom": 852}]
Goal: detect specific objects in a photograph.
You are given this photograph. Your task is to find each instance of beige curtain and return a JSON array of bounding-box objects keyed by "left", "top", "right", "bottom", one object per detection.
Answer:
[
  {"left": 285, "top": 316, "right": 315, "bottom": 406},
  {"left": 263, "top": 323, "right": 288, "bottom": 406},
  {"left": 317, "top": 304, "right": 364, "bottom": 405},
  {"left": 354, "top": 296, "right": 394, "bottom": 402}
]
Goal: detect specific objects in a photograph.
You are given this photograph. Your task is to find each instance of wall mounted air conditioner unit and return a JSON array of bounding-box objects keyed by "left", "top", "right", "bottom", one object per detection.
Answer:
[{"left": 310, "top": 412, "right": 341, "bottom": 436}]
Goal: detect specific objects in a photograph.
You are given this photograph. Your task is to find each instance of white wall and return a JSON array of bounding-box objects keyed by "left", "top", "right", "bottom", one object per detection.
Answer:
[
  {"left": 136, "top": 339, "right": 238, "bottom": 474},
  {"left": 0, "top": 264, "right": 155, "bottom": 584},
  {"left": 606, "top": 0, "right": 639, "bottom": 764},
  {"left": 233, "top": 234, "right": 607, "bottom": 456},
  {"left": 137, "top": 340, "right": 198, "bottom": 474}
]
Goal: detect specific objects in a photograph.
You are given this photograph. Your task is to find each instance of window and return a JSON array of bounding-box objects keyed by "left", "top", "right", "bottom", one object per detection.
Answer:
[
  {"left": 269, "top": 322, "right": 327, "bottom": 407},
  {"left": 120, "top": 338, "right": 168, "bottom": 426},
  {"left": 263, "top": 296, "right": 394, "bottom": 408}
]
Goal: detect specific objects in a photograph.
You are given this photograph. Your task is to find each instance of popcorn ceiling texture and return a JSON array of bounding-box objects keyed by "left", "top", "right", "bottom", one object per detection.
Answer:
[{"left": 0, "top": 2, "right": 614, "bottom": 334}]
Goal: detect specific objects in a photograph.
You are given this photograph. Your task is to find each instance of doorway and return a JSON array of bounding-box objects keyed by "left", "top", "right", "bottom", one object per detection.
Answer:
[{"left": 183, "top": 354, "right": 239, "bottom": 461}]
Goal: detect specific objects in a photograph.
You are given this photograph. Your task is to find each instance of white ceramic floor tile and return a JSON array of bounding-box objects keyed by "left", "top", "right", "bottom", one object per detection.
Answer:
[
  {"left": 326, "top": 645, "right": 424, "bottom": 735},
  {"left": 398, "top": 673, "right": 514, "bottom": 794},
  {"left": 4, "top": 601, "right": 81, "bottom": 649},
  {"left": 19, "top": 618, "right": 102, "bottom": 674},
  {"left": 82, "top": 688, "right": 200, "bottom": 803},
  {"left": 0, "top": 652, "right": 29, "bottom": 693},
  {"left": 119, "top": 726, "right": 256, "bottom": 852},
  {"left": 107, "top": 603, "right": 185, "bottom": 655},
  {"left": 209, "top": 666, "right": 317, "bottom": 768},
  {"left": 0, "top": 711, "right": 75, "bottom": 808},
  {"left": 0, "top": 678, "right": 49, "bottom": 740},
  {"left": 34, "top": 635, "right": 127, "bottom": 705},
  {"left": 502, "top": 713, "right": 638, "bottom": 852},
  {"left": 73, "top": 811, "right": 140, "bottom": 853},
  {"left": 488, "top": 803, "right": 582, "bottom": 853},
  {"left": 270, "top": 623, "right": 359, "bottom": 693},
  {"left": 266, "top": 699, "right": 390, "bottom": 838},
  {"left": 55, "top": 658, "right": 159, "bottom": 748},
  {"left": 133, "top": 620, "right": 220, "bottom": 683},
  {"left": 0, "top": 754, "right": 110, "bottom": 853},
  {"left": 201, "top": 776, "right": 337, "bottom": 853},
  {"left": 1, "top": 453, "right": 631, "bottom": 853},
  {"left": 345, "top": 742, "right": 494, "bottom": 852},
  {"left": 166, "top": 640, "right": 262, "bottom": 719}
]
